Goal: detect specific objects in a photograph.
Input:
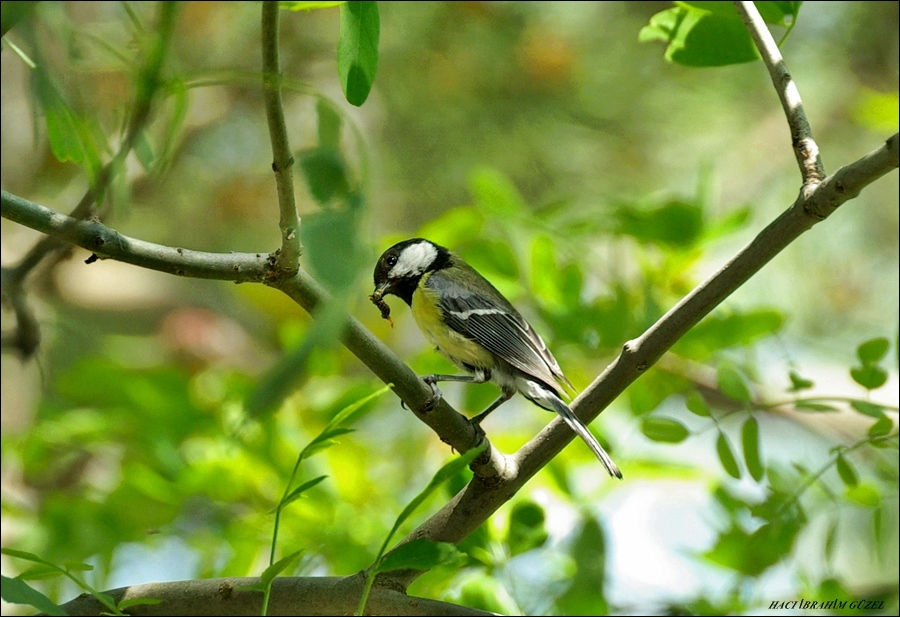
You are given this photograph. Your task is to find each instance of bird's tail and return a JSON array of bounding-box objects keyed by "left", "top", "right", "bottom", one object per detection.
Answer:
[{"left": 522, "top": 380, "right": 622, "bottom": 479}]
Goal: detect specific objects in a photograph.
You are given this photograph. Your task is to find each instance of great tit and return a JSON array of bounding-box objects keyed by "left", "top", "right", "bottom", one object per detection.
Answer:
[{"left": 371, "top": 238, "right": 622, "bottom": 479}]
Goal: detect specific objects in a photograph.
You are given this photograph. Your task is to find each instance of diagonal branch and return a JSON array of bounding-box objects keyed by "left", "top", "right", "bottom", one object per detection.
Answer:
[
  {"left": 261, "top": 1, "right": 302, "bottom": 276},
  {"left": 734, "top": 1, "right": 825, "bottom": 185},
  {"left": 384, "top": 133, "right": 898, "bottom": 590}
]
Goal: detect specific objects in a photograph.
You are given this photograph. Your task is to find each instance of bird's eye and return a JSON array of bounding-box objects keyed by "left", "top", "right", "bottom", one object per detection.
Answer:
[{"left": 386, "top": 255, "right": 398, "bottom": 267}]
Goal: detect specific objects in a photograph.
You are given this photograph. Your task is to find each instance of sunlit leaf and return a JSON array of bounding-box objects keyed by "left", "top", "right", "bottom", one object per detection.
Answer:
[
  {"left": 281, "top": 1, "right": 345, "bottom": 11},
  {"left": 338, "top": 1, "right": 379, "bottom": 106},
  {"left": 260, "top": 549, "right": 304, "bottom": 586},
  {"left": 377, "top": 539, "right": 461, "bottom": 573},
  {"left": 845, "top": 483, "right": 880, "bottom": 508},
  {"left": 279, "top": 475, "right": 328, "bottom": 509}
]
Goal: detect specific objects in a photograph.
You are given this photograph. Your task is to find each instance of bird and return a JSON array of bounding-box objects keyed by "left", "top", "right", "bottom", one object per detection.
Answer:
[{"left": 370, "top": 238, "right": 622, "bottom": 478}]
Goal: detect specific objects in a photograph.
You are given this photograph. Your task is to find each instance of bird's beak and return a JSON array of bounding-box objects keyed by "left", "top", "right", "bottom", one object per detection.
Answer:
[{"left": 371, "top": 280, "right": 392, "bottom": 301}]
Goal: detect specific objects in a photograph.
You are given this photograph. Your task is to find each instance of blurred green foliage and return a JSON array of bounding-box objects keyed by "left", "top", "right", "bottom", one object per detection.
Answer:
[{"left": 1, "top": 1, "right": 897, "bottom": 615}]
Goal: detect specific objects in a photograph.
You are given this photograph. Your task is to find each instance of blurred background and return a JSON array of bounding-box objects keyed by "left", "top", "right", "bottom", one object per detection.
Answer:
[{"left": 1, "top": 2, "right": 897, "bottom": 614}]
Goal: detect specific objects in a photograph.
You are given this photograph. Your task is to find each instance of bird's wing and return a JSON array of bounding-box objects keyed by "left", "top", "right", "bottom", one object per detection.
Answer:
[{"left": 430, "top": 272, "right": 567, "bottom": 393}]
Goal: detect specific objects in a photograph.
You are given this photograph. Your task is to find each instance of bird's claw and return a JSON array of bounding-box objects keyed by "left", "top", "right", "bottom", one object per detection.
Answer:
[{"left": 420, "top": 375, "right": 442, "bottom": 412}]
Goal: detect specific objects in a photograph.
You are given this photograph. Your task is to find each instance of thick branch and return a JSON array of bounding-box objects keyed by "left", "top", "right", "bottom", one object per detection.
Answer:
[
  {"left": 734, "top": 1, "right": 824, "bottom": 184},
  {"left": 58, "top": 575, "right": 493, "bottom": 616},
  {"left": 262, "top": 1, "right": 302, "bottom": 275},
  {"left": 385, "top": 134, "right": 898, "bottom": 590}
]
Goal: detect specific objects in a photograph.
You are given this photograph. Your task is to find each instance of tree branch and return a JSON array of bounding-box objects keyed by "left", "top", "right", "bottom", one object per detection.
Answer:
[
  {"left": 261, "top": 1, "right": 302, "bottom": 276},
  {"left": 734, "top": 1, "right": 825, "bottom": 185},
  {"left": 384, "top": 133, "right": 898, "bottom": 590},
  {"left": 58, "top": 575, "right": 494, "bottom": 616},
  {"left": 0, "top": 189, "right": 506, "bottom": 479}
]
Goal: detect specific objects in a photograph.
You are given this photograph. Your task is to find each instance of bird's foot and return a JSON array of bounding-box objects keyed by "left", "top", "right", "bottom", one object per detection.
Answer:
[{"left": 420, "top": 375, "right": 443, "bottom": 412}]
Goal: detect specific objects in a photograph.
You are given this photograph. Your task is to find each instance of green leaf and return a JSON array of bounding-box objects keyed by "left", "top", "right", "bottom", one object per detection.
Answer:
[
  {"left": 641, "top": 416, "right": 690, "bottom": 443},
  {"left": 868, "top": 414, "right": 893, "bottom": 438},
  {"left": 850, "top": 400, "right": 886, "bottom": 418},
  {"left": 359, "top": 444, "right": 485, "bottom": 615},
  {"left": 33, "top": 70, "right": 102, "bottom": 173},
  {"left": 717, "top": 432, "right": 741, "bottom": 479},
  {"left": 303, "top": 206, "right": 367, "bottom": 292},
  {"left": 390, "top": 445, "right": 484, "bottom": 537},
  {"left": 377, "top": 539, "right": 461, "bottom": 573},
  {"left": 316, "top": 99, "right": 342, "bottom": 149},
  {"left": 857, "top": 337, "right": 890, "bottom": 364},
  {"left": 299, "top": 147, "right": 350, "bottom": 204},
  {"left": 260, "top": 549, "right": 304, "bottom": 586},
  {"left": 845, "top": 483, "right": 880, "bottom": 508},
  {"left": 1, "top": 548, "right": 53, "bottom": 566},
  {"left": 613, "top": 199, "right": 704, "bottom": 248},
  {"left": 281, "top": 1, "right": 346, "bottom": 11},
  {"left": 717, "top": 365, "right": 751, "bottom": 403},
  {"left": 685, "top": 391, "right": 710, "bottom": 417},
  {"left": 850, "top": 365, "right": 888, "bottom": 390},
  {"left": 788, "top": 370, "right": 814, "bottom": 391},
  {"left": 794, "top": 401, "right": 838, "bottom": 412},
  {"left": 469, "top": 167, "right": 524, "bottom": 218},
  {"left": 639, "top": 4, "right": 759, "bottom": 67},
  {"left": 133, "top": 130, "right": 155, "bottom": 171},
  {"left": 279, "top": 475, "right": 328, "bottom": 509},
  {"left": 1, "top": 2, "right": 40, "bottom": 36},
  {"left": 0, "top": 575, "right": 67, "bottom": 616},
  {"left": 506, "top": 500, "right": 549, "bottom": 556},
  {"left": 556, "top": 517, "right": 608, "bottom": 616},
  {"left": 675, "top": 310, "right": 784, "bottom": 360},
  {"left": 742, "top": 417, "right": 764, "bottom": 481},
  {"left": 835, "top": 455, "right": 858, "bottom": 488},
  {"left": 117, "top": 598, "right": 162, "bottom": 610},
  {"left": 337, "top": 1, "right": 379, "bottom": 106}
]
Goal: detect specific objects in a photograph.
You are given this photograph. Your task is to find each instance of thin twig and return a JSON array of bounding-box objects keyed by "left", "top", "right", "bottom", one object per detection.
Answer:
[
  {"left": 733, "top": 1, "right": 825, "bottom": 185},
  {"left": 261, "top": 1, "right": 302, "bottom": 276}
]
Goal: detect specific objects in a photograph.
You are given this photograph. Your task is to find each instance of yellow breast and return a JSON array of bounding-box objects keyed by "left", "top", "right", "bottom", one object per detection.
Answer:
[{"left": 411, "top": 273, "right": 495, "bottom": 371}]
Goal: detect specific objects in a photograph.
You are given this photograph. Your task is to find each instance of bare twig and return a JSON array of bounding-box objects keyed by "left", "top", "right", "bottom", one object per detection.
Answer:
[
  {"left": 261, "top": 1, "right": 302, "bottom": 276},
  {"left": 733, "top": 1, "right": 825, "bottom": 185}
]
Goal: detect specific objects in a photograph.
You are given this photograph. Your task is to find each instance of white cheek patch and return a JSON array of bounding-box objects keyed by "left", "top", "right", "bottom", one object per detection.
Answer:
[{"left": 390, "top": 241, "right": 438, "bottom": 277}]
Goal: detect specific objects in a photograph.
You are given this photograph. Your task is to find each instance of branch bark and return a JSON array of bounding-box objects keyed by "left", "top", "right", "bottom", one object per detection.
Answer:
[
  {"left": 733, "top": 1, "right": 824, "bottom": 185},
  {"left": 261, "top": 1, "right": 302, "bottom": 276},
  {"left": 58, "top": 575, "right": 495, "bottom": 616}
]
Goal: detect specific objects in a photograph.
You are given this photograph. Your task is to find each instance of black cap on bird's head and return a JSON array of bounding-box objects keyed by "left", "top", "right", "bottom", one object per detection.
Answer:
[{"left": 372, "top": 238, "right": 450, "bottom": 305}]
